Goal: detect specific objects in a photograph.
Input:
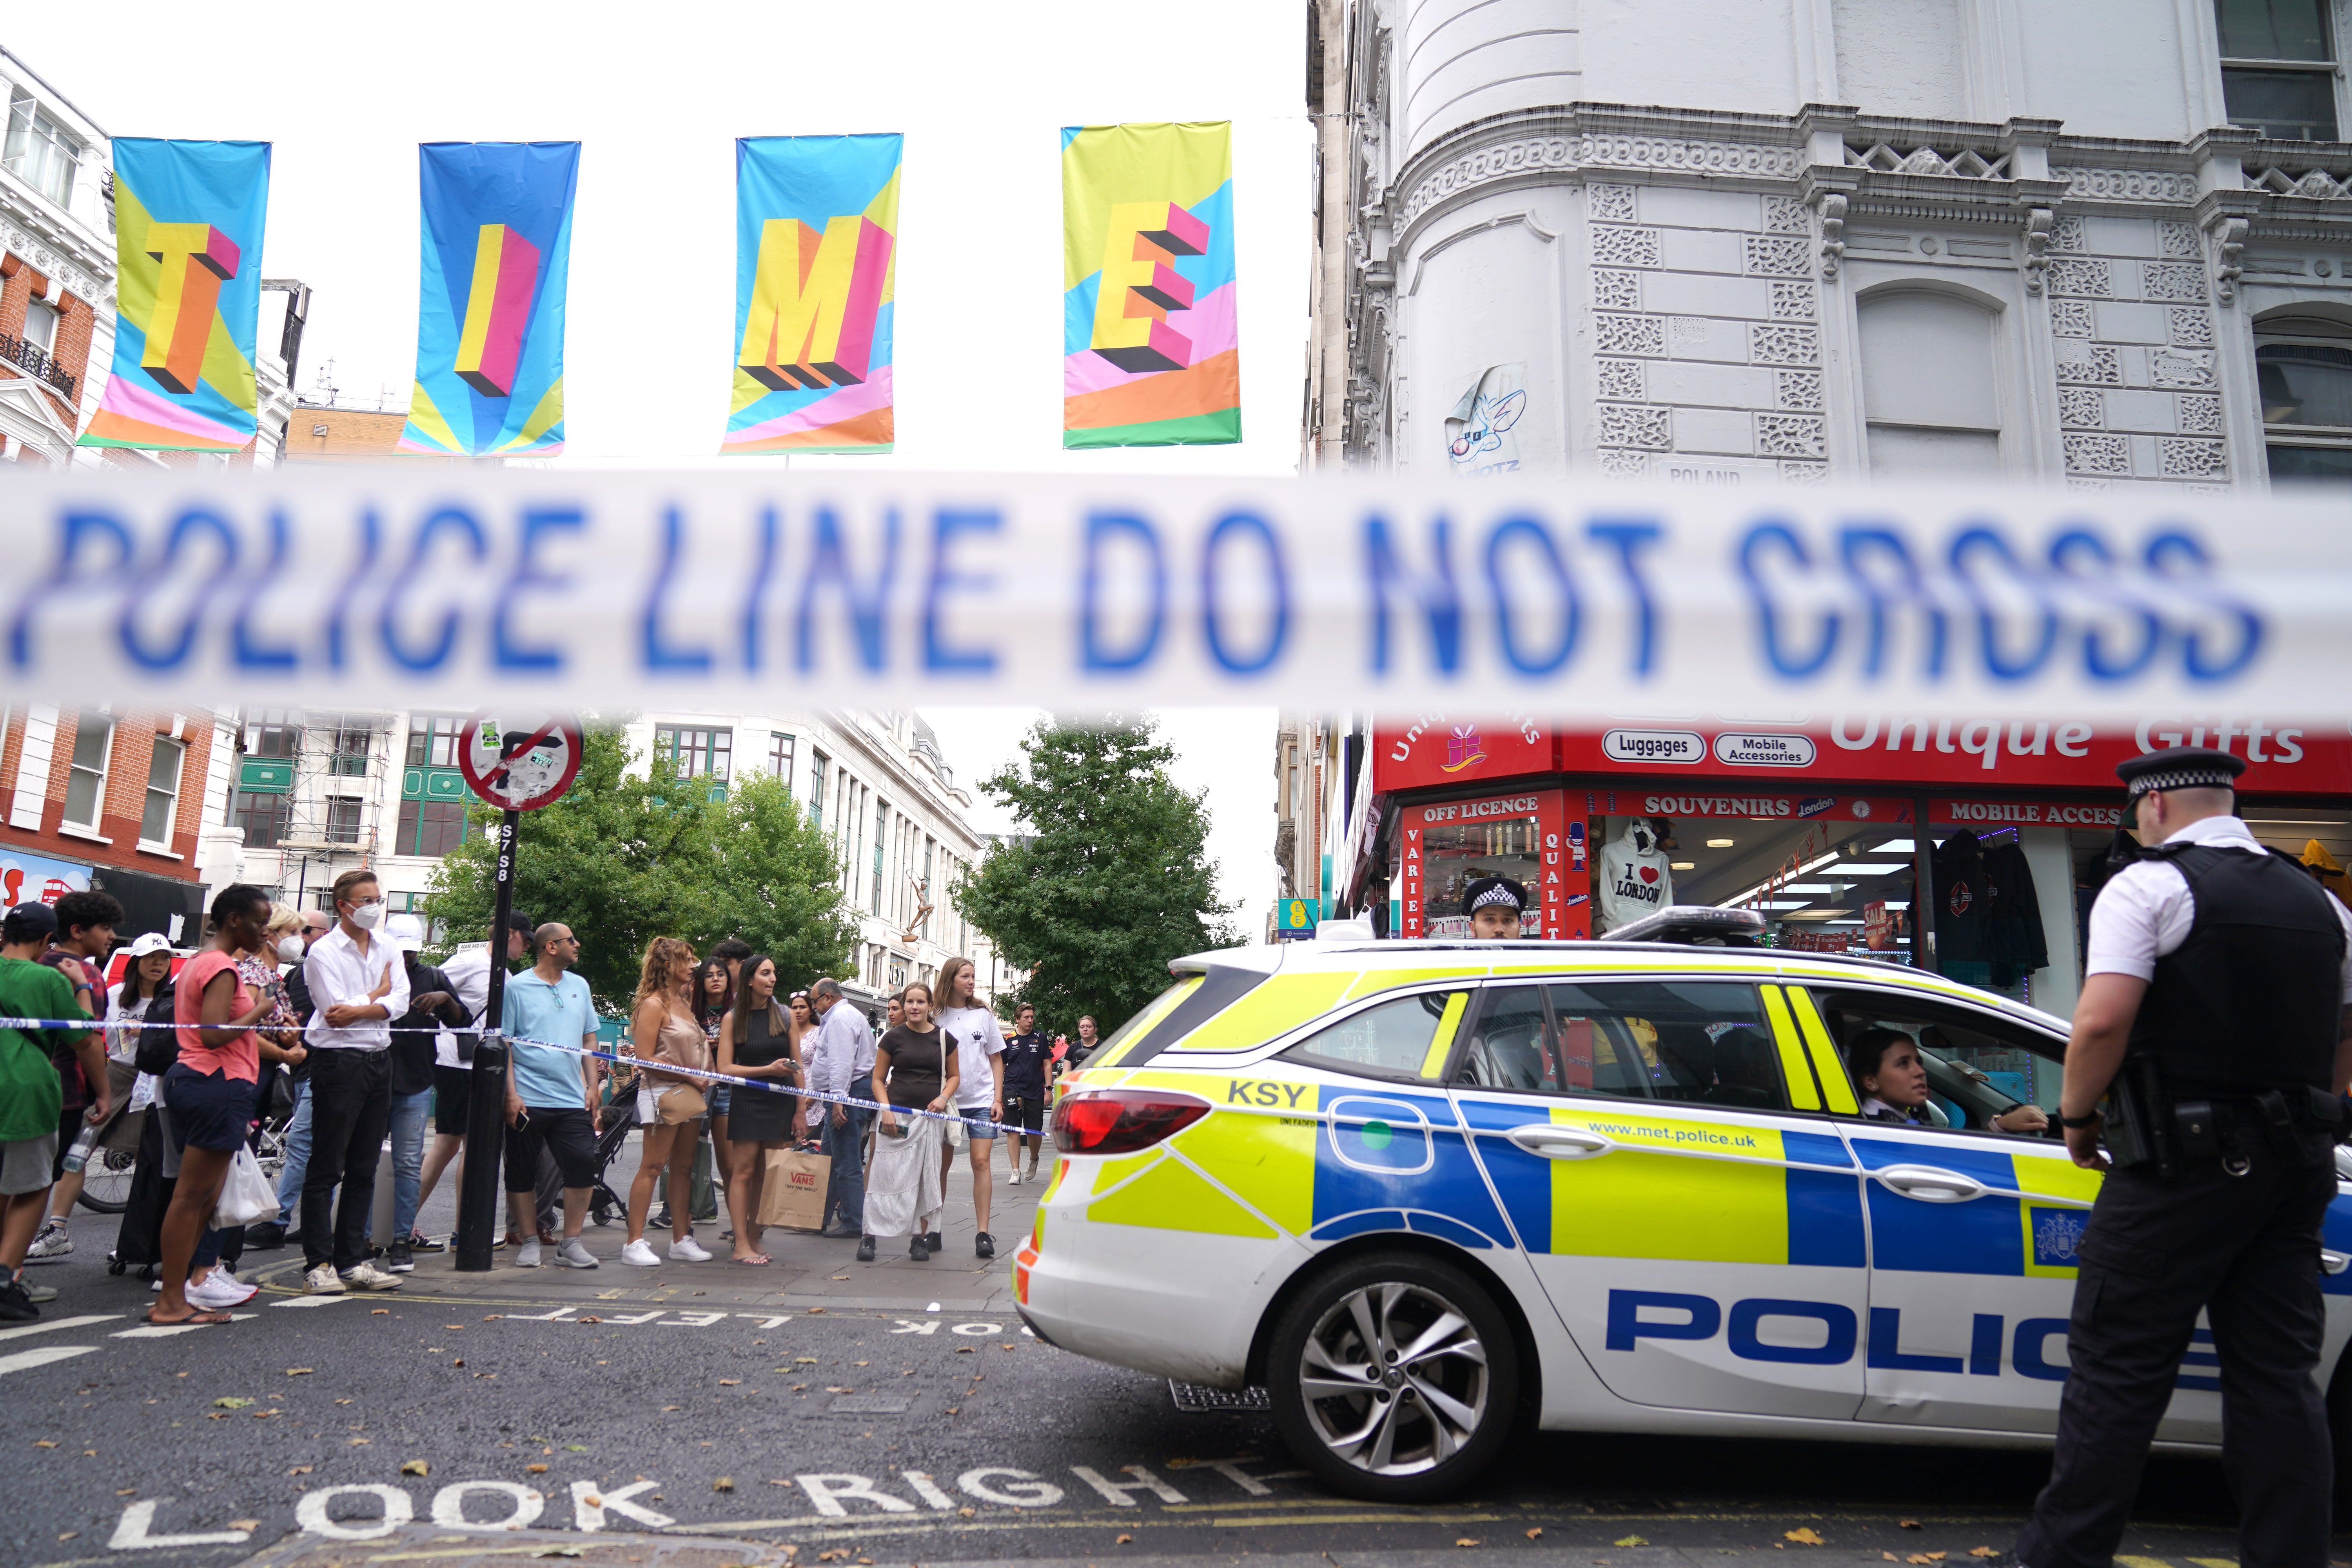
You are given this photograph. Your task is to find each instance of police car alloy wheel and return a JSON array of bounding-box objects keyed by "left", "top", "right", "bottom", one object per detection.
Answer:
[{"left": 1268, "top": 1253, "right": 1519, "bottom": 1502}]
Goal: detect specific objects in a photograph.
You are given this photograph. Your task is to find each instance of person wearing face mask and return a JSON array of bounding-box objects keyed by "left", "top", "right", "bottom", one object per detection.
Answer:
[
  {"left": 295, "top": 870, "right": 408, "bottom": 1295},
  {"left": 247, "top": 909, "right": 333, "bottom": 1252}
]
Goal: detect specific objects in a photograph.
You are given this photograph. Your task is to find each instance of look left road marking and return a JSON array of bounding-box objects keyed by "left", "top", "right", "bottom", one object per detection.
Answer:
[
  {"left": 0, "top": 1344, "right": 98, "bottom": 1377},
  {"left": 109, "top": 1499, "right": 252, "bottom": 1550}
]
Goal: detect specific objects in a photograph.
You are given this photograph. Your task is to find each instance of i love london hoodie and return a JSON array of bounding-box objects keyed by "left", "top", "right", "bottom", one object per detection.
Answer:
[{"left": 1598, "top": 818, "right": 1674, "bottom": 932}]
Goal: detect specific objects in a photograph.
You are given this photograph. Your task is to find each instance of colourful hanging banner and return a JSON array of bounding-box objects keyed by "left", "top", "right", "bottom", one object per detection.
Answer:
[
  {"left": 722, "top": 134, "right": 900, "bottom": 456},
  {"left": 78, "top": 139, "right": 270, "bottom": 454},
  {"left": 401, "top": 142, "right": 578, "bottom": 459},
  {"left": 1061, "top": 121, "right": 1238, "bottom": 449}
]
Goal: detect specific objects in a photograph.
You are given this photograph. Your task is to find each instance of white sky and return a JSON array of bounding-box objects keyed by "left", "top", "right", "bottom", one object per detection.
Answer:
[{"left": 73, "top": 1, "right": 1299, "bottom": 922}]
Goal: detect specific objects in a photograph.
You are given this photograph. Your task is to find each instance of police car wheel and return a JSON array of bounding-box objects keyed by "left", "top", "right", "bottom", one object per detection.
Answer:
[{"left": 1268, "top": 1252, "right": 1519, "bottom": 1502}]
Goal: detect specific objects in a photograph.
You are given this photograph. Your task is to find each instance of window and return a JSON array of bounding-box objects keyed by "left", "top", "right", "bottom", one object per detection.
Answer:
[
  {"left": 140, "top": 737, "right": 183, "bottom": 846},
  {"left": 395, "top": 799, "right": 469, "bottom": 857},
  {"left": 3, "top": 89, "right": 81, "bottom": 208},
  {"left": 1283, "top": 991, "right": 1465, "bottom": 1078},
  {"left": 1453, "top": 980, "right": 1786, "bottom": 1110},
  {"left": 62, "top": 711, "right": 111, "bottom": 830},
  {"left": 1858, "top": 290, "right": 2004, "bottom": 475},
  {"left": 768, "top": 732, "right": 795, "bottom": 793},
  {"left": 873, "top": 803, "right": 891, "bottom": 914},
  {"left": 2217, "top": 0, "right": 2339, "bottom": 141},
  {"left": 22, "top": 298, "right": 56, "bottom": 353},
  {"left": 326, "top": 796, "right": 363, "bottom": 844},
  {"left": 653, "top": 724, "right": 732, "bottom": 780},
  {"left": 1807, "top": 987, "right": 2062, "bottom": 1131},
  {"left": 809, "top": 750, "right": 829, "bottom": 827},
  {"left": 244, "top": 709, "right": 298, "bottom": 758},
  {"left": 2256, "top": 312, "right": 2352, "bottom": 482},
  {"left": 232, "top": 789, "right": 291, "bottom": 851},
  {"left": 326, "top": 719, "right": 372, "bottom": 777},
  {"left": 406, "top": 715, "right": 464, "bottom": 768}
]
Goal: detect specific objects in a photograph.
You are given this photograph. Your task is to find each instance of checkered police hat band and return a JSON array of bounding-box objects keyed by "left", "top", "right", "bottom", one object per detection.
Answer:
[
  {"left": 1470, "top": 885, "right": 1522, "bottom": 912},
  {"left": 2126, "top": 766, "right": 2237, "bottom": 798}
]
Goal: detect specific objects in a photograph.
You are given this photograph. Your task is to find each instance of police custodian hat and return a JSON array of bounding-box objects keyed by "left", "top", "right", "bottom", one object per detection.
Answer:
[
  {"left": 2115, "top": 746, "right": 2248, "bottom": 799},
  {"left": 1463, "top": 875, "right": 1529, "bottom": 913}
]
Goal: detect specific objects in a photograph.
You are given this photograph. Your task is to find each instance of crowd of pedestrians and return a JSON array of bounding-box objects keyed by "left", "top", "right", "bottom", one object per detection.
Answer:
[{"left": 0, "top": 874, "right": 1095, "bottom": 1323}]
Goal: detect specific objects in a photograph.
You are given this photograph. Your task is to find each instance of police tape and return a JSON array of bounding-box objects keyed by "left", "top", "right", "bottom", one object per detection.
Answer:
[{"left": 2, "top": 466, "right": 2343, "bottom": 718}]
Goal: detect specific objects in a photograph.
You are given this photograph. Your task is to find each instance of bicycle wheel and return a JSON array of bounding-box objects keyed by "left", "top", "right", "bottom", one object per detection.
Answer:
[{"left": 76, "top": 1145, "right": 138, "bottom": 1215}]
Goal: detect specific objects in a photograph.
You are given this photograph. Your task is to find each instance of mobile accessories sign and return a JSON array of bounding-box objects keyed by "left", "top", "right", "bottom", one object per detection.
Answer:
[{"left": 2, "top": 469, "right": 2342, "bottom": 717}]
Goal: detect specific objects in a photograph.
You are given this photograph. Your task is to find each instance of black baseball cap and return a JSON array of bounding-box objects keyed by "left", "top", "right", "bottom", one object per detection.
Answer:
[
  {"left": 506, "top": 911, "right": 535, "bottom": 936},
  {"left": 6, "top": 901, "right": 59, "bottom": 937},
  {"left": 2115, "top": 746, "right": 2247, "bottom": 799}
]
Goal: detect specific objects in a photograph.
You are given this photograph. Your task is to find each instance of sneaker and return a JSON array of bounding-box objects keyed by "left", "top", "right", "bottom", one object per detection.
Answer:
[
  {"left": 303, "top": 1265, "right": 347, "bottom": 1295},
  {"left": 515, "top": 1238, "right": 543, "bottom": 1269},
  {"left": 408, "top": 1233, "right": 445, "bottom": 1254},
  {"left": 0, "top": 1275, "right": 37, "bottom": 1321},
  {"left": 909, "top": 1234, "right": 930, "bottom": 1262},
  {"left": 386, "top": 1240, "right": 414, "bottom": 1274},
  {"left": 820, "top": 1221, "right": 860, "bottom": 1240},
  {"left": 341, "top": 1261, "right": 401, "bottom": 1291},
  {"left": 243, "top": 1222, "right": 286, "bottom": 1250},
  {"left": 22, "top": 1279, "right": 57, "bottom": 1304},
  {"left": 669, "top": 1235, "right": 712, "bottom": 1263},
  {"left": 558, "top": 1238, "right": 599, "bottom": 1270},
  {"left": 1007, "top": 1167, "right": 1024, "bottom": 1186},
  {"left": 621, "top": 1239, "right": 661, "bottom": 1267},
  {"left": 1024, "top": 1163, "right": 1041, "bottom": 1183},
  {"left": 650, "top": 1205, "right": 672, "bottom": 1228},
  {"left": 975, "top": 1232, "right": 996, "bottom": 1259},
  {"left": 189, "top": 1272, "right": 258, "bottom": 1309},
  {"left": 25, "top": 1221, "right": 71, "bottom": 1262},
  {"left": 856, "top": 1235, "right": 876, "bottom": 1262}
]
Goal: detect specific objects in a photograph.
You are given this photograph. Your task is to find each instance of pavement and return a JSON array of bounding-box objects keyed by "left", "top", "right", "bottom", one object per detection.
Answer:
[{"left": 3, "top": 1134, "right": 2327, "bottom": 1566}]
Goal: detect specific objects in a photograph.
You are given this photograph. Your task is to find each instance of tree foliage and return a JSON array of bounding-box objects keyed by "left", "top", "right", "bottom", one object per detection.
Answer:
[
  {"left": 423, "top": 726, "right": 856, "bottom": 1011},
  {"left": 956, "top": 717, "right": 1233, "bottom": 1034}
]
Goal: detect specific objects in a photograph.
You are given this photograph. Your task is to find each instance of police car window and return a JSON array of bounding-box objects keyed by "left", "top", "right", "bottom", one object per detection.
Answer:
[
  {"left": 1281, "top": 991, "right": 1463, "bottom": 1079},
  {"left": 1549, "top": 981, "right": 1784, "bottom": 1110},
  {"left": 1454, "top": 986, "right": 1555, "bottom": 1091},
  {"left": 1808, "top": 988, "right": 2062, "bottom": 1135}
]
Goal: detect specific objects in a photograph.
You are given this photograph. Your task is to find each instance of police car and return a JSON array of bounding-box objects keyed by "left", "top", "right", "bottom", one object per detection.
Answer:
[{"left": 1014, "top": 908, "right": 2352, "bottom": 1502}]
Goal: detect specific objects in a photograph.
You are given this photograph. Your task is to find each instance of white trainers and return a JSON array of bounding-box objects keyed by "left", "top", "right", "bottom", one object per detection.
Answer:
[
  {"left": 340, "top": 1261, "right": 401, "bottom": 1291},
  {"left": 189, "top": 1271, "right": 258, "bottom": 1309},
  {"left": 25, "top": 1220, "right": 71, "bottom": 1261},
  {"left": 514, "top": 1238, "right": 542, "bottom": 1269},
  {"left": 303, "top": 1264, "right": 347, "bottom": 1294},
  {"left": 621, "top": 1238, "right": 661, "bottom": 1267},
  {"left": 668, "top": 1235, "right": 712, "bottom": 1263},
  {"left": 1007, "top": 1167, "right": 1024, "bottom": 1185},
  {"left": 557, "top": 1238, "right": 599, "bottom": 1270}
]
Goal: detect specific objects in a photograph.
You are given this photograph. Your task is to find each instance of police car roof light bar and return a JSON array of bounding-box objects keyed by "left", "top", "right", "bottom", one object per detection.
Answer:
[{"left": 1604, "top": 905, "right": 1769, "bottom": 944}]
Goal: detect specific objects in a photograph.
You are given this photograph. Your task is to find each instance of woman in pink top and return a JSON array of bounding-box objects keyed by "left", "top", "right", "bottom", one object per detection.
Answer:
[{"left": 152, "top": 886, "right": 276, "bottom": 1325}]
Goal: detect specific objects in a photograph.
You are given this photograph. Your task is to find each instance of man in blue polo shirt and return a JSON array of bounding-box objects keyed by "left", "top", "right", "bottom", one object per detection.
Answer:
[{"left": 499, "top": 922, "right": 601, "bottom": 1270}]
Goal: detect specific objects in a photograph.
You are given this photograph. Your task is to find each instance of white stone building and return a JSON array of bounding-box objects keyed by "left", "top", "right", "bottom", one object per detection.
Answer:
[{"left": 1304, "top": 0, "right": 2352, "bottom": 488}]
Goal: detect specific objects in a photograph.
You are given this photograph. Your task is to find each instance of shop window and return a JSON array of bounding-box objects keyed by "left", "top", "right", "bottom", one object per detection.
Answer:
[
  {"left": 325, "top": 797, "right": 363, "bottom": 844},
  {"left": 2216, "top": 0, "right": 2340, "bottom": 141},
  {"left": 1858, "top": 289, "right": 2003, "bottom": 475},
  {"left": 1804, "top": 986, "right": 2063, "bottom": 1128},
  {"left": 1421, "top": 804, "right": 1545, "bottom": 938},
  {"left": 62, "top": 711, "right": 111, "bottom": 831},
  {"left": 2256, "top": 311, "right": 2352, "bottom": 483},
  {"left": 140, "top": 736, "right": 184, "bottom": 847},
  {"left": 1284, "top": 990, "right": 1465, "bottom": 1079},
  {"left": 232, "top": 789, "right": 291, "bottom": 851},
  {"left": 395, "top": 799, "right": 469, "bottom": 858}
]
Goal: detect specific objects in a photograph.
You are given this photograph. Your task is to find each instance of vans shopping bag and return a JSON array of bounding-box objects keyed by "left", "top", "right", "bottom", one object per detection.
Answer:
[{"left": 757, "top": 1148, "right": 830, "bottom": 1231}]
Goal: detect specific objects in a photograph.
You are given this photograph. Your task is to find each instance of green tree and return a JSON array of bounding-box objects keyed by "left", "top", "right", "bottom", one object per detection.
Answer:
[
  {"left": 423, "top": 726, "right": 855, "bottom": 1011},
  {"left": 956, "top": 716, "right": 1233, "bottom": 1033}
]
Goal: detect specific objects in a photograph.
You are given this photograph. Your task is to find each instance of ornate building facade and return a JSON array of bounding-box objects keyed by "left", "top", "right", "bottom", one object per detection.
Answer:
[{"left": 1305, "top": 0, "right": 2352, "bottom": 488}]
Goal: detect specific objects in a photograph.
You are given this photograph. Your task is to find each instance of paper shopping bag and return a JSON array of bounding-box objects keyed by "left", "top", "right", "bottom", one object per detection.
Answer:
[{"left": 759, "top": 1148, "right": 831, "bottom": 1230}]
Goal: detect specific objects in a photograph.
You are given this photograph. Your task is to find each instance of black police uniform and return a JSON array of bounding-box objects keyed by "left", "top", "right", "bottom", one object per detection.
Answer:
[{"left": 2016, "top": 749, "right": 2350, "bottom": 1568}]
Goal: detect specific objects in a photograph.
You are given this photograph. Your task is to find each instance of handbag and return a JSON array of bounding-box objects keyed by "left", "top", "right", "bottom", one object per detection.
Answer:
[
  {"left": 212, "top": 1146, "right": 279, "bottom": 1229},
  {"left": 655, "top": 1082, "right": 708, "bottom": 1125}
]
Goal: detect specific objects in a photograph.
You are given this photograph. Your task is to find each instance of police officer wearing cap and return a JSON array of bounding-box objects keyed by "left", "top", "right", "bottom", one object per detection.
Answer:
[
  {"left": 2013, "top": 747, "right": 2352, "bottom": 1568},
  {"left": 1461, "top": 876, "right": 1529, "bottom": 939}
]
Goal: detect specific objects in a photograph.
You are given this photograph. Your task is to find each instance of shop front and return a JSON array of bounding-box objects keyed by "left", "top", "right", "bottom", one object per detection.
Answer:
[{"left": 1351, "top": 714, "right": 2352, "bottom": 1027}]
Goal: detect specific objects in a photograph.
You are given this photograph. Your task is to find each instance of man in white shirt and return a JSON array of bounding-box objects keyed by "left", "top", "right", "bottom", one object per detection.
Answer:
[
  {"left": 804, "top": 978, "right": 877, "bottom": 1254},
  {"left": 296, "top": 869, "right": 409, "bottom": 1295}
]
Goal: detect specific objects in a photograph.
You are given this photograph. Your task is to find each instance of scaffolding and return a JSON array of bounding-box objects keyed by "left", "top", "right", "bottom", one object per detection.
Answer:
[{"left": 230, "top": 708, "right": 396, "bottom": 909}]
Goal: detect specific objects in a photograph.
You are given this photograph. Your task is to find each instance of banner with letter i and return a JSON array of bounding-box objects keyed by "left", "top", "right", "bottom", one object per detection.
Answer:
[
  {"left": 1061, "top": 120, "right": 1238, "bottom": 449},
  {"left": 78, "top": 139, "right": 270, "bottom": 452},
  {"left": 722, "top": 134, "right": 900, "bottom": 455},
  {"left": 401, "top": 142, "right": 579, "bottom": 458}
]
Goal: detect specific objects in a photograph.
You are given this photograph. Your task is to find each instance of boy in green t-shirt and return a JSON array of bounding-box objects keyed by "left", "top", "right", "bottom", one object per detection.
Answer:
[{"left": 0, "top": 903, "right": 100, "bottom": 1322}]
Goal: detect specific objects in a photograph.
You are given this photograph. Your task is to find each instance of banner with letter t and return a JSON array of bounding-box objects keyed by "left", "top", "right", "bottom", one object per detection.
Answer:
[{"left": 401, "top": 141, "right": 579, "bottom": 458}]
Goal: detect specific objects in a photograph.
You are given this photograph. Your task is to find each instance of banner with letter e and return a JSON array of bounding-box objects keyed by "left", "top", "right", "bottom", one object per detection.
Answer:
[
  {"left": 400, "top": 141, "right": 579, "bottom": 459},
  {"left": 723, "top": 133, "right": 900, "bottom": 456},
  {"left": 1062, "top": 121, "right": 1239, "bottom": 449},
  {"left": 3, "top": 471, "right": 2346, "bottom": 726},
  {"left": 78, "top": 139, "right": 270, "bottom": 454}
]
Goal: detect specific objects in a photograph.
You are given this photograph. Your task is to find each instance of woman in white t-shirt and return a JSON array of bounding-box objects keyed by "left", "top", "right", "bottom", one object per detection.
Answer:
[
  {"left": 107, "top": 934, "right": 177, "bottom": 1062},
  {"left": 929, "top": 956, "right": 1006, "bottom": 1261}
]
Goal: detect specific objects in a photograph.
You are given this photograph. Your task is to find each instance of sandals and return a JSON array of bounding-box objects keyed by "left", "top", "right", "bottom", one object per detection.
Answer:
[
  {"left": 731, "top": 1253, "right": 771, "bottom": 1266},
  {"left": 145, "top": 1307, "right": 232, "bottom": 1326}
]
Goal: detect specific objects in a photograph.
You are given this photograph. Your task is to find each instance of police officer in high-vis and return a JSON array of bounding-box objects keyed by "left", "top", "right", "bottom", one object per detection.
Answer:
[{"left": 2013, "top": 747, "right": 2352, "bottom": 1568}]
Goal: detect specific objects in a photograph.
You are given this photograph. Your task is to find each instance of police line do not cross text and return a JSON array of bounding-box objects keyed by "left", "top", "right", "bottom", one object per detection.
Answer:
[{"left": 2, "top": 468, "right": 2342, "bottom": 719}]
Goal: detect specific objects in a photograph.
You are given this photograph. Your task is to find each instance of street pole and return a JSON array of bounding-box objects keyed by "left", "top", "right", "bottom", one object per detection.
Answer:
[{"left": 455, "top": 806, "right": 521, "bottom": 1272}]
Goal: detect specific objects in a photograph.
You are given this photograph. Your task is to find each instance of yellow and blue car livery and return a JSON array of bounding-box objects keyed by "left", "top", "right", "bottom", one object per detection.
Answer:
[{"left": 1015, "top": 930, "right": 2352, "bottom": 1458}]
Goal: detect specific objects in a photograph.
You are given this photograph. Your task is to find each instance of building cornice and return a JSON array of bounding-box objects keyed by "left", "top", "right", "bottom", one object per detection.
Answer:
[{"left": 0, "top": 174, "right": 113, "bottom": 306}]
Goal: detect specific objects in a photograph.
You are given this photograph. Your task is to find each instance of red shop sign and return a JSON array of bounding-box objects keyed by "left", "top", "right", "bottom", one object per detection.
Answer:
[
  {"left": 1375, "top": 715, "right": 1553, "bottom": 794},
  {"left": 1929, "top": 798, "right": 2128, "bottom": 829}
]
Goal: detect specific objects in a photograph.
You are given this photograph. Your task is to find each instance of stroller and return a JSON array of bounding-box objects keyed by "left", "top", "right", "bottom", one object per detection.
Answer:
[{"left": 586, "top": 1058, "right": 641, "bottom": 1229}]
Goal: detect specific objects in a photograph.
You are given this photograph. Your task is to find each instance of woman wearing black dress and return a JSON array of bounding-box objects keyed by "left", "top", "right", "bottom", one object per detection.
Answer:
[{"left": 716, "top": 955, "right": 801, "bottom": 1264}]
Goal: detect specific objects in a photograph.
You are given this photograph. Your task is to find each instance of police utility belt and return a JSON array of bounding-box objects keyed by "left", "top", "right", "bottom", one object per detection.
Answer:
[{"left": 2100, "top": 1054, "right": 2348, "bottom": 1179}]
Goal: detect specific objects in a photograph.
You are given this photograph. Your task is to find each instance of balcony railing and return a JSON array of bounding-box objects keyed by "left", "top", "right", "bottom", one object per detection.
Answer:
[{"left": 0, "top": 333, "right": 74, "bottom": 400}]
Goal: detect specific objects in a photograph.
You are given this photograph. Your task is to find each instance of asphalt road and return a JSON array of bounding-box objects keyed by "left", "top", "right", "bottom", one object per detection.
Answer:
[{"left": 4, "top": 1153, "right": 2307, "bottom": 1568}]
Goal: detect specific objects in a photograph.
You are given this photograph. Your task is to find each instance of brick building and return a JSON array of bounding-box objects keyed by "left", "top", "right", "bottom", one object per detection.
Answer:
[
  {"left": 0, "top": 43, "right": 112, "bottom": 467},
  {"left": 0, "top": 702, "right": 236, "bottom": 943}
]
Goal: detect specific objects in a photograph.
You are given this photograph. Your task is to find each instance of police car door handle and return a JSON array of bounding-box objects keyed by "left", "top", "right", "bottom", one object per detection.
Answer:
[
  {"left": 1506, "top": 1125, "right": 1613, "bottom": 1160},
  {"left": 2323, "top": 1249, "right": 2350, "bottom": 1276},
  {"left": 1874, "top": 1164, "right": 1989, "bottom": 1203}
]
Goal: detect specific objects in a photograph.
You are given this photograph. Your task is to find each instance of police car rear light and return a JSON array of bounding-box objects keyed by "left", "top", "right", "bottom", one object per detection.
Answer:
[{"left": 1051, "top": 1089, "right": 1211, "bottom": 1154}]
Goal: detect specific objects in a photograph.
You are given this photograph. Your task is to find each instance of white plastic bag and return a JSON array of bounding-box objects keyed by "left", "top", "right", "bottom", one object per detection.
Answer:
[{"left": 214, "top": 1146, "right": 279, "bottom": 1229}]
